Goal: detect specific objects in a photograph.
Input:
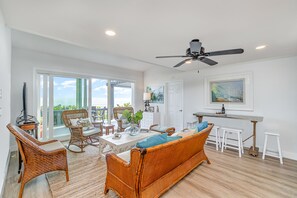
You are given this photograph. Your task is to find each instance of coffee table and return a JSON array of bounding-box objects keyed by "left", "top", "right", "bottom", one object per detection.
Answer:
[{"left": 98, "top": 131, "right": 159, "bottom": 159}]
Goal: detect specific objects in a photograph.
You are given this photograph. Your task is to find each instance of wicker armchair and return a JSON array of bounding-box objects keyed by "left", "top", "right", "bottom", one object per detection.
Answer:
[
  {"left": 6, "top": 124, "right": 69, "bottom": 198},
  {"left": 113, "top": 107, "right": 134, "bottom": 132},
  {"left": 62, "top": 109, "right": 103, "bottom": 153}
]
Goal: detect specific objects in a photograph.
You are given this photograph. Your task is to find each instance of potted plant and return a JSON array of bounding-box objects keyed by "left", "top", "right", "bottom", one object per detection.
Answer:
[{"left": 122, "top": 110, "right": 143, "bottom": 136}]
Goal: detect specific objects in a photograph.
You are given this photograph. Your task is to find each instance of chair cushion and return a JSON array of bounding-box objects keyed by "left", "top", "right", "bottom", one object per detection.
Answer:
[
  {"left": 136, "top": 133, "right": 167, "bottom": 148},
  {"left": 78, "top": 118, "right": 94, "bottom": 128},
  {"left": 150, "top": 125, "right": 169, "bottom": 133},
  {"left": 176, "top": 129, "right": 196, "bottom": 137},
  {"left": 83, "top": 128, "right": 99, "bottom": 136},
  {"left": 40, "top": 141, "right": 65, "bottom": 151},
  {"left": 167, "top": 135, "right": 182, "bottom": 142},
  {"left": 117, "top": 150, "right": 131, "bottom": 163},
  {"left": 196, "top": 121, "right": 208, "bottom": 132}
]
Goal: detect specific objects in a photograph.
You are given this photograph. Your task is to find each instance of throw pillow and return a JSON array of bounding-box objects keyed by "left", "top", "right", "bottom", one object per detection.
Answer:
[
  {"left": 196, "top": 121, "right": 208, "bottom": 132},
  {"left": 136, "top": 133, "right": 167, "bottom": 148},
  {"left": 70, "top": 118, "right": 80, "bottom": 126},
  {"left": 78, "top": 118, "right": 94, "bottom": 130}
]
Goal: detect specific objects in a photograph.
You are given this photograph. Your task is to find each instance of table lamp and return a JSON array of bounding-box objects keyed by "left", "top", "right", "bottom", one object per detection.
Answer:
[{"left": 143, "top": 92, "right": 151, "bottom": 112}]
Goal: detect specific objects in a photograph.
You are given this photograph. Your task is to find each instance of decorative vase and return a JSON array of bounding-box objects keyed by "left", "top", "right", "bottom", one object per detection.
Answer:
[{"left": 124, "top": 124, "right": 140, "bottom": 136}]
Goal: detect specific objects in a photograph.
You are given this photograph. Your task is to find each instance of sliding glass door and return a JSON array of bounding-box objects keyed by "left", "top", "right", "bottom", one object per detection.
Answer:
[
  {"left": 53, "top": 77, "right": 89, "bottom": 137},
  {"left": 36, "top": 72, "right": 134, "bottom": 140}
]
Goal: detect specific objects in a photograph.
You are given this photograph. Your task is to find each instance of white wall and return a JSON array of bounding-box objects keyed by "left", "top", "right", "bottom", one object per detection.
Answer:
[
  {"left": 144, "top": 56, "right": 297, "bottom": 160},
  {"left": 11, "top": 47, "right": 144, "bottom": 146},
  {"left": 0, "top": 8, "right": 11, "bottom": 195}
]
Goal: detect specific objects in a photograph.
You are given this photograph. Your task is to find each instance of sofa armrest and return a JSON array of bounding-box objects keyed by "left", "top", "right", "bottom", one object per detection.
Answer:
[{"left": 105, "top": 149, "right": 142, "bottom": 187}]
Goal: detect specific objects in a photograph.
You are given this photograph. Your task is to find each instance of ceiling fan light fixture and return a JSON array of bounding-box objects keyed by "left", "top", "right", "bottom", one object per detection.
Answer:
[
  {"left": 105, "top": 30, "right": 116, "bottom": 36},
  {"left": 185, "top": 60, "right": 192, "bottom": 64},
  {"left": 256, "top": 45, "right": 266, "bottom": 50}
]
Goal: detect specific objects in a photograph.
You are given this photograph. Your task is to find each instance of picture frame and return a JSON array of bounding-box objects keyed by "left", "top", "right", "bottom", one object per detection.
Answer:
[
  {"left": 204, "top": 72, "right": 253, "bottom": 111},
  {"left": 146, "top": 85, "right": 164, "bottom": 104},
  {"left": 148, "top": 106, "right": 155, "bottom": 112}
]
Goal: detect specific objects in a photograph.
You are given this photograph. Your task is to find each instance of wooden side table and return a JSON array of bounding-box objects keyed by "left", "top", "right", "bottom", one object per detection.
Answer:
[
  {"left": 17, "top": 121, "right": 39, "bottom": 173},
  {"left": 103, "top": 124, "right": 115, "bottom": 135}
]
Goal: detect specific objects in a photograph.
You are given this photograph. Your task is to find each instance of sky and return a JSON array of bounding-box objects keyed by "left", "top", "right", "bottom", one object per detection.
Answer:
[{"left": 40, "top": 76, "right": 132, "bottom": 107}]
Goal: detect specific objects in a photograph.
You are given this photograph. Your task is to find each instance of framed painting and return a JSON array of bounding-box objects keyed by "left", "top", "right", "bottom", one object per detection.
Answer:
[
  {"left": 204, "top": 72, "right": 253, "bottom": 111},
  {"left": 146, "top": 85, "right": 164, "bottom": 104}
]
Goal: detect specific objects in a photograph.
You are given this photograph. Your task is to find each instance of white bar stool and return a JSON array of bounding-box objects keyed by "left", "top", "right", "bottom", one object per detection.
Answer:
[
  {"left": 221, "top": 127, "right": 244, "bottom": 157},
  {"left": 262, "top": 132, "right": 283, "bottom": 164},
  {"left": 206, "top": 125, "right": 221, "bottom": 151}
]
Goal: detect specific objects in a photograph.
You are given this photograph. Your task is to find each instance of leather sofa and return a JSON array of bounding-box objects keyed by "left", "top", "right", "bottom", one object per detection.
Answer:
[{"left": 104, "top": 123, "right": 213, "bottom": 197}]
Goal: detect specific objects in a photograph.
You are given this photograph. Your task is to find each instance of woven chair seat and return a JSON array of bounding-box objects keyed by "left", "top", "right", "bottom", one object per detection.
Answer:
[
  {"left": 83, "top": 128, "right": 100, "bottom": 136},
  {"left": 40, "top": 141, "right": 65, "bottom": 151}
]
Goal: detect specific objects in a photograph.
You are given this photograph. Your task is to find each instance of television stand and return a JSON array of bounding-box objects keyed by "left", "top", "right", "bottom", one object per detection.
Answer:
[{"left": 16, "top": 116, "right": 39, "bottom": 174}]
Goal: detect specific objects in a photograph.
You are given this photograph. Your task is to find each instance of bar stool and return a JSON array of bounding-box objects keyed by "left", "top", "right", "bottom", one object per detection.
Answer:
[
  {"left": 206, "top": 125, "right": 221, "bottom": 151},
  {"left": 221, "top": 127, "right": 244, "bottom": 157},
  {"left": 262, "top": 132, "right": 283, "bottom": 164}
]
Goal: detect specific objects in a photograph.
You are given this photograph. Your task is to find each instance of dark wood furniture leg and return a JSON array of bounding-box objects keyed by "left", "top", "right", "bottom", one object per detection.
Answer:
[
  {"left": 198, "top": 116, "right": 203, "bottom": 123},
  {"left": 248, "top": 121, "right": 259, "bottom": 157},
  {"left": 18, "top": 151, "right": 22, "bottom": 174}
]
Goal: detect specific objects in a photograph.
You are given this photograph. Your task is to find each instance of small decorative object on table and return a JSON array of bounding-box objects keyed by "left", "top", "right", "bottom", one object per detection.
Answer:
[
  {"left": 122, "top": 110, "right": 143, "bottom": 136},
  {"left": 149, "top": 106, "right": 154, "bottom": 112},
  {"left": 221, "top": 104, "right": 225, "bottom": 114},
  {"left": 112, "top": 132, "right": 122, "bottom": 139},
  {"left": 143, "top": 92, "right": 151, "bottom": 112}
]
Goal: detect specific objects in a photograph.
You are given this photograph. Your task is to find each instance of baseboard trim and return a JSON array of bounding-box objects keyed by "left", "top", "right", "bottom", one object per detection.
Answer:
[
  {"left": 0, "top": 149, "right": 11, "bottom": 198},
  {"left": 10, "top": 144, "right": 17, "bottom": 152}
]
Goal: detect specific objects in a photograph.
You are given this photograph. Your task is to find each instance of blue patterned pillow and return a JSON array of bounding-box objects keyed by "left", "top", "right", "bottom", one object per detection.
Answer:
[
  {"left": 136, "top": 133, "right": 168, "bottom": 148},
  {"left": 196, "top": 121, "right": 208, "bottom": 132}
]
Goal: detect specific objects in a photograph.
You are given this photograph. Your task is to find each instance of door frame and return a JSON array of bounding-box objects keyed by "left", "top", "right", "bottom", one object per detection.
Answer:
[{"left": 165, "top": 80, "right": 184, "bottom": 131}]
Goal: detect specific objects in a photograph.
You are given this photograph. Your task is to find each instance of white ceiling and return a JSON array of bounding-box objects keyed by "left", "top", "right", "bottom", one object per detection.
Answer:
[{"left": 1, "top": 0, "right": 297, "bottom": 71}]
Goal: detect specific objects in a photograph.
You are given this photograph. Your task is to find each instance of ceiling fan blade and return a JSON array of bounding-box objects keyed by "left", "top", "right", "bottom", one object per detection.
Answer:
[
  {"left": 173, "top": 58, "right": 192, "bottom": 68},
  {"left": 205, "top": 48, "right": 244, "bottom": 56},
  {"left": 199, "top": 57, "right": 218, "bottom": 66},
  {"left": 156, "top": 55, "right": 191, "bottom": 58}
]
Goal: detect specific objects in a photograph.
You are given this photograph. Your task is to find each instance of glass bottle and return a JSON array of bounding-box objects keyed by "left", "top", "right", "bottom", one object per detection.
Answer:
[{"left": 221, "top": 104, "right": 225, "bottom": 114}]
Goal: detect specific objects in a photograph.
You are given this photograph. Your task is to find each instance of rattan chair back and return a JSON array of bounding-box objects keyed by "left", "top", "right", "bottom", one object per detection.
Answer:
[
  {"left": 7, "top": 124, "right": 69, "bottom": 198},
  {"left": 62, "top": 109, "right": 88, "bottom": 127},
  {"left": 113, "top": 107, "right": 134, "bottom": 119}
]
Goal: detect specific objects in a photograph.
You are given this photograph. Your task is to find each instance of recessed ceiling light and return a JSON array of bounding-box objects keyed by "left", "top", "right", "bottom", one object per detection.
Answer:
[
  {"left": 185, "top": 60, "right": 192, "bottom": 64},
  {"left": 256, "top": 45, "right": 266, "bottom": 50},
  {"left": 105, "top": 30, "right": 116, "bottom": 36}
]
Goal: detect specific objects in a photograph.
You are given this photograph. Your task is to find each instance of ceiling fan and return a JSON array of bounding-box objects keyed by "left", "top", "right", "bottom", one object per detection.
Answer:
[{"left": 156, "top": 39, "right": 244, "bottom": 68}]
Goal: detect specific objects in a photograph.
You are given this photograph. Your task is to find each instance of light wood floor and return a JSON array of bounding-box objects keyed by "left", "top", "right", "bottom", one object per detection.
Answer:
[{"left": 3, "top": 145, "right": 297, "bottom": 198}]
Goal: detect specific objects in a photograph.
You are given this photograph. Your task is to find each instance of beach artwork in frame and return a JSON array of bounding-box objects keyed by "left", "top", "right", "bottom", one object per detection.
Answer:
[
  {"left": 210, "top": 79, "right": 244, "bottom": 103},
  {"left": 205, "top": 72, "right": 253, "bottom": 111},
  {"left": 146, "top": 85, "right": 164, "bottom": 104}
]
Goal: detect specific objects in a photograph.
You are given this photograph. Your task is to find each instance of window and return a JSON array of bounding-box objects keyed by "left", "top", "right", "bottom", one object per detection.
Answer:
[{"left": 36, "top": 72, "right": 134, "bottom": 140}]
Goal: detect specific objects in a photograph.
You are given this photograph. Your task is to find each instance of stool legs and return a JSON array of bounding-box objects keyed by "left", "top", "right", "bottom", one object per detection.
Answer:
[
  {"left": 215, "top": 127, "right": 220, "bottom": 151},
  {"left": 262, "top": 135, "right": 268, "bottom": 160},
  {"left": 277, "top": 137, "right": 283, "bottom": 164},
  {"left": 237, "top": 132, "right": 242, "bottom": 158},
  {"left": 262, "top": 133, "right": 283, "bottom": 164},
  {"left": 221, "top": 130, "right": 225, "bottom": 152},
  {"left": 206, "top": 126, "right": 221, "bottom": 151},
  {"left": 221, "top": 128, "right": 243, "bottom": 157}
]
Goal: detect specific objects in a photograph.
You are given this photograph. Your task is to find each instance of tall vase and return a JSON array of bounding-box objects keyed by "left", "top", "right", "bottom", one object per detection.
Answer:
[{"left": 124, "top": 123, "right": 140, "bottom": 136}]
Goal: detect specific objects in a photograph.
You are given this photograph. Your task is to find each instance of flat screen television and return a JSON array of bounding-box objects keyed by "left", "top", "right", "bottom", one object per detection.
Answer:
[{"left": 22, "top": 82, "right": 28, "bottom": 122}]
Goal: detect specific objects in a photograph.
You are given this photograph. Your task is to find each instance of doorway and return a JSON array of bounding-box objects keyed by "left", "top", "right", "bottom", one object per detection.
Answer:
[{"left": 166, "top": 81, "right": 183, "bottom": 131}]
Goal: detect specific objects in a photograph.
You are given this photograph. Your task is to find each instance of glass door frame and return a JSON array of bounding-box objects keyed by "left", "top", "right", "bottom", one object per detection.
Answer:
[{"left": 34, "top": 70, "right": 135, "bottom": 141}]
